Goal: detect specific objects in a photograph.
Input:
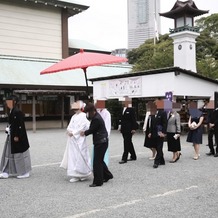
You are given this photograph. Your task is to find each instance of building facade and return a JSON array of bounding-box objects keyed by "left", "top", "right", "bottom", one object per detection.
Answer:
[
  {"left": 0, "top": 0, "right": 132, "bottom": 129},
  {"left": 127, "top": 0, "right": 161, "bottom": 49}
]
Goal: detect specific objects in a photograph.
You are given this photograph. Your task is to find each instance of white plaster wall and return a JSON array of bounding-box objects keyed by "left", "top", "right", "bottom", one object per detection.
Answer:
[
  {"left": 93, "top": 72, "right": 175, "bottom": 99},
  {"left": 0, "top": 2, "right": 62, "bottom": 59},
  {"left": 140, "top": 73, "right": 174, "bottom": 97},
  {"left": 92, "top": 72, "right": 218, "bottom": 100},
  {"left": 93, "top": 80, "right": 111, "bottom": 100},
  {"left": 170, "top": 31, "right": 199, "bottom": 73},
  {"left": 173, "top": 73, "right": 218, "bottom": 98}
]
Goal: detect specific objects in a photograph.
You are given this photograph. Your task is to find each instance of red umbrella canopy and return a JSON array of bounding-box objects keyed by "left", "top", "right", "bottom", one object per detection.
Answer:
[{"left": 40, "top": 49, "right": 128, "bottom": 75}]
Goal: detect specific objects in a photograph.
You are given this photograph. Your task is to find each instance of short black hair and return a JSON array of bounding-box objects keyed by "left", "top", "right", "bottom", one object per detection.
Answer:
[
  {"left": 6, "top": 95, "right": 19, "bottom": 104},
  {"left": 84, "top": 102, "right": 96, "bottom": 113}
]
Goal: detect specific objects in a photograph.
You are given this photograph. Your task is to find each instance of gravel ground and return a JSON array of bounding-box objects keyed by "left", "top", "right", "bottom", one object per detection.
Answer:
[{"left": 0, "top": 129, "right": 217, "bottom": 218}]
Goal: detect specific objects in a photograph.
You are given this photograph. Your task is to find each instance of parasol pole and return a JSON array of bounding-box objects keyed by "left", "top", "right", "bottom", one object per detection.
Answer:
[{"left": 82, "top": 67, "right": 89, "bottom": 98}]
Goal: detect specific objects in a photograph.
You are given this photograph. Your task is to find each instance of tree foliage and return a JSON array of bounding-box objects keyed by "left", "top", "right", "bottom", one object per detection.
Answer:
[
  {"left": 127, "top": 34, "right": 173, "bottom": 72},
  {"left": 195, "top": 14, "right": 218, "bottom": 79},
  {"left": 127, "top": 14, "right": 218, "bottom": 80}
]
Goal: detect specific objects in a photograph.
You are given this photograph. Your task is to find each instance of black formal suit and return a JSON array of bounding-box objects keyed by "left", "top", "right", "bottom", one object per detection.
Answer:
[
  {"left": 120, "top": 107, "right": 138, "bottom": 162},
  {"left": 8, "top": 106, "right": 30, "bottom": 154},
  {"left": 207, "top": 109, "right": 216, "bottom": 154},
  {"left": 85, "top": 112, "right": 113, "bottom": 186},
  {"left": 149, "top": 110, "right": 167, "bottom": 166},
  {"left": 211, "top": 108, "right": 218, "bottom": 155}
]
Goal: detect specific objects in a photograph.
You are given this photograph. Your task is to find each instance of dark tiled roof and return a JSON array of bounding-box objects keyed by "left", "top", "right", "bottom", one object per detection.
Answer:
[
  {"left": 160, "top": 0, "right": 208, "bottom": 19},
  {"left": 23, "top": 0, "right": 89, "bottom": 16}
]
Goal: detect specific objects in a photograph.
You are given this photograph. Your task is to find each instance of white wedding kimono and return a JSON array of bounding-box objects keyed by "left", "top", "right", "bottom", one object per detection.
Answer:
[
  {"left": 99, "top": 109, "right": 111, "bottom": 136},
  {"left": 60, "top": 112, "right": 91, "bottom": 178},
  {"left": 96, "top": 108, "right": 111, "bottom": 166}
]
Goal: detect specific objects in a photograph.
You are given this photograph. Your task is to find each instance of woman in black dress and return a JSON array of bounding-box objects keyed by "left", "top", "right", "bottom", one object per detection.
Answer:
[
  {"left": 143, "top": 111, "right": 156, "bottom": 159},
  {"left": 143, "top": 102, "right": 157, "bottom": 160},
  {"left": 186, "top": 102, "right": 204, "bottom": 160}
]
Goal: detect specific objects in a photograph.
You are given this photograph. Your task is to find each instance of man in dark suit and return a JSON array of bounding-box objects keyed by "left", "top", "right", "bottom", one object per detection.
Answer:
[
  {"left": 152, "top": 100, "right": 167, "bottom": 168},
  {"left": 119, "top": 98, "right": 138, "bottom": 164},
  {"left": 81, "top": 103, "right": 113, "bottom": 187},
  {"left": 209, "top": 102, "right": 218, "bottom": 157},
  {"left": 206, "top": 105, "right": 216, "bottom": 156}
]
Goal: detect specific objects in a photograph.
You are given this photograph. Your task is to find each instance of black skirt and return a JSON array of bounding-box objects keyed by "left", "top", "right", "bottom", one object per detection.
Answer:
[
  {"left": 144, "top": 134, "right": 157, "bottom": 149},
  {"left": 167, "top": 132, "right": 181, "bottom": 152},
  {"left": 186, "top": 127, "right": 203, "bottom": 144}
]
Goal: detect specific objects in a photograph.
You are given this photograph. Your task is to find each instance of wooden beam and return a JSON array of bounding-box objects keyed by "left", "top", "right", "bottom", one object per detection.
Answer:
[{"left": 32, "top": 95, "right": 36, "bottom": 133}]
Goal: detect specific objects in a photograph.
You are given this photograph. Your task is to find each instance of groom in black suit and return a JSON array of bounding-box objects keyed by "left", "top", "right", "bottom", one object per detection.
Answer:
[{"left": 119, "top": 98, "right": 138, "bottom": 164}]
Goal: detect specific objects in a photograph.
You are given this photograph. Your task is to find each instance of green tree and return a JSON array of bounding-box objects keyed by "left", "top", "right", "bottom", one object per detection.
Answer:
[
  {"left": 127, "top": 34, "right": 173, "bottom": 72},
  {"left": 195, "top": 14, "right": 218, "bottom": 79},
  {"left": 196, "top": 14, "right": 218, "bottom": 40}
]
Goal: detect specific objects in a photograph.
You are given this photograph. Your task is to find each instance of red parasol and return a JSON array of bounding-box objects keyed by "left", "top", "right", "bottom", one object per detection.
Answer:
[{"left": 40, "top": 49, "right": 128, "bottom": 96}]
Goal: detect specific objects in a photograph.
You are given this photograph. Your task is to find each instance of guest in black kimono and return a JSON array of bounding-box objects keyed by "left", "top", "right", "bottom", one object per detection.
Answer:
[{"left": 0, "top": 95, "right": 31, "bottom": 179}]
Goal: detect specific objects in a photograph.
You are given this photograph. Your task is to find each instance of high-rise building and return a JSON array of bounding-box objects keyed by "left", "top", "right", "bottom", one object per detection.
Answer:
[{"left": 127, "top": 0, "right": 161, "bottom": 49}]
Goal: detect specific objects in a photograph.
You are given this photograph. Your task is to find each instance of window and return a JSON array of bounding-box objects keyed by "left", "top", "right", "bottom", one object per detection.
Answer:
[
  {"left": 186, "top": 17, "right": 193, "bottom": 27},
  {"left": 138, "top": 0, "right": 148, "bottom": 24}
]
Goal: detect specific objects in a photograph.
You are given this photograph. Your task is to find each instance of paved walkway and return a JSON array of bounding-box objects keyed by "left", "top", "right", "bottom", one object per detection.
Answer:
[{"left": 0, "top": 129, "right": 217, "bottom": 218}]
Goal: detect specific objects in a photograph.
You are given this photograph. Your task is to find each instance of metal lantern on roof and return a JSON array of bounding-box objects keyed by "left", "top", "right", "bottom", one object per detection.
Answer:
[{"left": 160, "top": 0, "right": 208, "bottom": 33}]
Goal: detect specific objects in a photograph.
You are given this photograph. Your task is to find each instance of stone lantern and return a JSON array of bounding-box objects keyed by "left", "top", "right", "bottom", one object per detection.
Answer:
[{"left": 160, "top": 0, "right": 208, "bottom": 72}]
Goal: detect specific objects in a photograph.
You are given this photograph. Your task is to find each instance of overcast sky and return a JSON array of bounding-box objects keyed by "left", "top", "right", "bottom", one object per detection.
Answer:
[{"left": 68, "top": 0, "right": 218, "bottom": 50}]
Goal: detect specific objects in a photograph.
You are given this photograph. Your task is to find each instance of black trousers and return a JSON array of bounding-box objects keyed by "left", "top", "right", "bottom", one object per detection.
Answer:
[
  {"left": 93, "top": 142, "right": 113, "bottom": 186},
  {"left": 208, "top": 128, "right": 215, "bottom": 154},
  {"left": 214, "top": 127, "right": 218, "bottom": 154},
  {"left": 121, "top": 132, "right": 137, "bottom": 161},
  {"left": 154, "top": 137, "right": 165, "bottom": 165}
]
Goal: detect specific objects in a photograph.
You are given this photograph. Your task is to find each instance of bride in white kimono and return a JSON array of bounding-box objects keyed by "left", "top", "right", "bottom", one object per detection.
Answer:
[{"left": 60, "top": 101, "right": 92, "bottom": 183}]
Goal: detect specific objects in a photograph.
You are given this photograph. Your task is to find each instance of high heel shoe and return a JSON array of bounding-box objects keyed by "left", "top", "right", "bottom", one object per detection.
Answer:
[
  {"left": 169, "top": 160, "right": 176, "bottom": 163},
  {"left": 193, "top": 153, "right": 200, "bottom": 160},
  {"left": 175, "top": 153, "right": 182, "bottom": 162}
]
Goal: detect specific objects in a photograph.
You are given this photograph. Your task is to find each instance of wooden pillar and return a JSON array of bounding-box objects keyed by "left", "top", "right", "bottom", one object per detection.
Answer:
[
  {"left": 61, "top": 95, "right": 64, "bottom": 128},
  {"left": 32, "top": 95, "right": 36, "bottom": 133},
  {"left": 61, "top": 9, "right": 69, "bottom": 58}
]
